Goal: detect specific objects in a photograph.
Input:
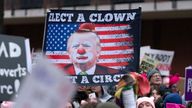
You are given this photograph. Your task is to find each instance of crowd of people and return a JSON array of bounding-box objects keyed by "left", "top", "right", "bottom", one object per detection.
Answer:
[
  {"left": 61, "top": 68, "right": 189, "bottom": 108},
  {"left": 0, "top": 23, "right": 190, "bottom": 108},
  {"left": 56, "top": 23, "right": 190, "bottom": 108},
  {"left": 1, "top": 68, "right": 190, "bottom": 108}
]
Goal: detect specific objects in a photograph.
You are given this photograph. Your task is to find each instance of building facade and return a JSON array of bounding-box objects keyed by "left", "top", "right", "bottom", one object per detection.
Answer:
[{"left": 3, "top": 0, "right": 192, "bottom": 76}]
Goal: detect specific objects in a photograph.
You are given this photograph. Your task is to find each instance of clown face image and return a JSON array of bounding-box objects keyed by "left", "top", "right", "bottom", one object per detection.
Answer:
[{"left": 67, "top": 32, "right": 101, "bottom": 69}]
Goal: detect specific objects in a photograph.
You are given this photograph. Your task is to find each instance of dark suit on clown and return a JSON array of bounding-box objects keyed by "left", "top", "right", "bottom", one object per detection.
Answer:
[{"left": 64, "top": 64, "right": 123, "bottom": 75}]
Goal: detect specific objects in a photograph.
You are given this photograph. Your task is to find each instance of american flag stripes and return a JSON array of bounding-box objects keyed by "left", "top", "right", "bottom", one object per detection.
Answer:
[
  {"left": 95, "top": 24, "right": 134, "bottom": 69},
  {"left": 44, "top": 23, "right": 134, "bottom": 70}
]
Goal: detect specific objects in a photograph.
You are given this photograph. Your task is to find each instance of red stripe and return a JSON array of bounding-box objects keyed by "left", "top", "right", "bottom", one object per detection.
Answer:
[
  {"left": 55, "top": 63, "right": 68, "bottom": 68},
  {"left": 100, "top": 37, "right": 133, "bottom": 43},
  {"left": 55, "top": 63, "right": 128, "bottom": 69},
  {"left": 97, "top": 30, "right": 128, "bottom": 35},
  {"left": 95, "top": 24, "right": 129, "bottom": 27},
  {"left": 98, "top": 62, "right": 129, "bottom": 67},
  {"left": 101, "top": 46, "right": 133, "bottom": 51},
  {"left": 48, "top": 54, "right": 133, "bottom": 59},
  {"left": 99, "top": 54, "right": 133, "bottom": 59},
  {"left": 47, "top": 55, "right": 69, "bottom": 59}
]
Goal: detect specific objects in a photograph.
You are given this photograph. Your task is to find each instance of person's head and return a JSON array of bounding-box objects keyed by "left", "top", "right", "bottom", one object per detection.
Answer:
[
  {"left": 136, "top": 97, "right": 155, "bottom": 108},
  {"left": 163, "top": 93, "right": 182, "bottom": 107},
  {"left": 150, "top": 85, "right": 161, "bottom": 102},
  {"left": 67, "top": 23, "right": 101, "bottom": 70},
  {"left": 169, "top": 74, "right": 180, "bottom": 93},
  {"left": 73, "top": 91, "right": 89, "bottom": 104},
  {"left": 80, "top": 102, "right": 98, "bottom": 108},
  {"left": 96, "top": 102, "right": 120, "bottom": 108},
  {"left": 147, "top": 68, "right": 162, "bottom": 85},
  {"left": 90, "top": 86, "right": 102, "bottom": 94}
]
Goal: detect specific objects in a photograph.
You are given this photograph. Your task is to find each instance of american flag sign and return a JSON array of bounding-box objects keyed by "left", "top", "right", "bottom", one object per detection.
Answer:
[
  {"left": 45, "top": 23, "right": 134, "bottom": 69},
  {"left": 43, "top": 9, "right": 141, "bottom": 85}
]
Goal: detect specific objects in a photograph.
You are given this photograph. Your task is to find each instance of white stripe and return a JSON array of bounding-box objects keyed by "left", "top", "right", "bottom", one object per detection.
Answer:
[
  {"left": 107, "top": 66, "right": 126, "bottom": 70},
  {"left": 46, "top": 49, "right": 134, "bottom": 56},
  {"left": 101, "top": 42, "right": 133, "bottom": 47},
  {"left": 48, "top": 58, "right": 130, "bottom": 64},
  {"left": 98, "top": 34, "right": 131, "bottom": 39},
  {"left": 98, "top": 58, "right": 133, "bottom": 63},
  {"left": 46, "top": 51, "right": 68, "bottom": 55},
  {"left": 100, "top": 49, "right": 134, "bottom": 55},
  {"left": 48, "top": 59, "right": 72, "bottom": 64},
  {"left": 95, "top": 25, "right": 131, "bottom": 31}
]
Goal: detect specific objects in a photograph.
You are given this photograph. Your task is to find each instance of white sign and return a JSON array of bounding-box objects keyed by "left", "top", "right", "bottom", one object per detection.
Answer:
[
  {"left": 140, "top": 46, "right": 151, "bottom": 63},
  {"left": 140, "top": 48, "right": 174, "bottom": 76},
  {"left": 0, "top": 34, "right": 31, "bottom": 101},
  {"left": 31, "top": 51, "right": 43, "bottom": 65}
]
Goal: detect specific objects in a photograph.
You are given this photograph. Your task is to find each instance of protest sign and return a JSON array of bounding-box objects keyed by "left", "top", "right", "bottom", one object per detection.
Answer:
[
  {"left": 140, "top": 55, "right": 159, "bottom": 73},
  {"left": 43, "top": 8, "right": 141, "bottom": 85},
  {"left": 141, "top": 48, "right": 174, "bottom": 76},
  {"left": 31, "top": 51, "right": 43, "bottom": 65},
  {"left": 0, "top": 34, "right": 31, "bottom": 101},
  {"left": 184, "top": 66, "right": 192, "bottom": 101},
  {"left": 140, "top": 46, "right": 151, "bottom": 64},
  {"left": 13, "top": 58, "right": 75, "bottom": 108}
]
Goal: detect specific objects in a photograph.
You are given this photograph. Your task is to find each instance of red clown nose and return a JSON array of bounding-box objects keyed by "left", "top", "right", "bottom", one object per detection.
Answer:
[{"left": 77, "top": 48, "right": 86, "bottom": 55}]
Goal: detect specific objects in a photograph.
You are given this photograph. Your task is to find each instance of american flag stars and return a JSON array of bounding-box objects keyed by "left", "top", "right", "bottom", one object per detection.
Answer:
[{"left": 45, "top": 23, "right": 79, "bottom": 51}]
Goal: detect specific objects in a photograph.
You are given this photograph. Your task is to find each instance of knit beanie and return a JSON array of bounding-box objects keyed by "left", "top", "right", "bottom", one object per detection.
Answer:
[
  {"left": 147, "top": 68, "right": 161, "bottom": 80},
  {"left": 136, "top": 97, "right": 155, "bottom": 108},
  {"left": 163, "top": 93, "right": 182, "bottom": 105},
  {"left": 169, "top": 74, "right": 180, "bottom": 86},
  {"left": 166, "top": 103, "right": 186, "bottom": 108}
]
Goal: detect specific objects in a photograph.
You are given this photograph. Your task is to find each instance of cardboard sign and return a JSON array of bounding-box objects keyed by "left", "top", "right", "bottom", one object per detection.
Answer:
[
  {"left": 0, "top": 34, "right": 31, "bottom": 101},
  {"left": 140, "top": 46, "right": 151, "bottom": 64},
  {"left": 43, "top": 8, "right": 141, "bottom": 85},
  {"left": 13, "top": 58, "right": 75, "bottom": 108},
  {"left": 185, "top": 66, "right": 192, "bottom": 101},
  {"left": 140, "top": 55, "right": 159, "bottom": 73},
  {"left": 141, "top": 48, "right": 174, "bottom": 76}
]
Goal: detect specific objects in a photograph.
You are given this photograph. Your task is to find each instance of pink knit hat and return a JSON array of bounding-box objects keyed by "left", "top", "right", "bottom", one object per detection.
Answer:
[
  {"left": 1, "top": 101, "right": 14, "bottom": 108},
  {"left": 169, "top": 74, "right": 180, "bottom": 86},
  {"left": 136, "top": 97, "right": 155, "bottom": 108},
  {"left": 166, "top": 103, "right": 186, "bottom": 108}
]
